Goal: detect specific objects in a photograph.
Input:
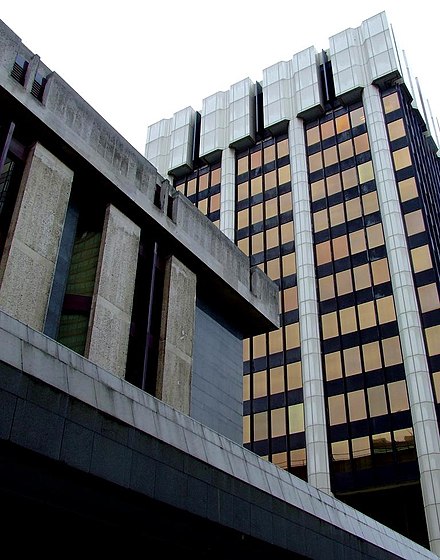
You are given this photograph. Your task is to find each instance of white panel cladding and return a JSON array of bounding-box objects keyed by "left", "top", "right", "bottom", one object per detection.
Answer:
[
  {"left": 229, "top": 78, "right": 256, "bottom": 147},
  {"left": 289, "top": 118, "right": 332, "bottom": 495},
  {"left": 169, "top": 106, "right": 196, "bottom": 174},
  {"left": 330, "top": 11, "right": 400, "bottom": 99},
  {"left": 262, "top": 60, "right": 293, "bottom": 129},
  {"left": 219, "top": 148, "right": 235, "bottom": 241},
  {"left": 363, "top": 84, "right": 440, "bottom": 556},
  {"left": 144, "top": 118, "right": 171, "bottom": 179},
  {"left": 199, "top": 90, "right": 229, "bottom": 160},
  {"left": 291, "top": 46, "right": 323, "bottom": 116}
]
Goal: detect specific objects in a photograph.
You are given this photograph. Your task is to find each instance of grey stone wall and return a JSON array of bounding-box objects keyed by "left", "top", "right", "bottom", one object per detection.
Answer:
[{"left": 192, "top": 298, "right": 243, "bottom": 444}]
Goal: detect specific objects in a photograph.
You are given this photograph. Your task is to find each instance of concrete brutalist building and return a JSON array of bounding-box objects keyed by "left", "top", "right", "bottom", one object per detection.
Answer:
[{"left": 0, "top": 17, "right": 438, "bottom": 559}]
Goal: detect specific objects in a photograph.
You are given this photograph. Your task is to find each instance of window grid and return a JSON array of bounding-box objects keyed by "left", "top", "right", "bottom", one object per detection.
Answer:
[{"left": 306, "top": 103, "right": 414, "bottom": 476}]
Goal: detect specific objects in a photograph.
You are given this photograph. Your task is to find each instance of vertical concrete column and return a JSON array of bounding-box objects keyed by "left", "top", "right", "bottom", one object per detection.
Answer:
[
  {"left": 364, "top": 84, "right": 440, "bottom": 555},
  {"left": 0, "top": 142, "right": 73, "bottom": 330},
  {"left": 86, "top": 205, "right": 140, "bottom": 378},
  {"left": 220, "top": 148, "right": 236, "bottom": 241},
  {"left": 289, "top": 118, "right": 332, "bottom": 494},
  {"left": 156, "top": 256, "right": 196, "bottom": 415}
]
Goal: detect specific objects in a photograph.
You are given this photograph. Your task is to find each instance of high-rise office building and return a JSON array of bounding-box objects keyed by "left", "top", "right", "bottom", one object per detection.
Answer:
[{"left": 145, "top": 11, "right": 440, "bottom": 552}]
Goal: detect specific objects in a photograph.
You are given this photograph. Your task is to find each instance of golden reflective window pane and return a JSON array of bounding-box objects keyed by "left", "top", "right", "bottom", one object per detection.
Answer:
[
  {"left": 349, "top": 229, "right": 367, "bottom": 254},
  {"left": 237, "top": 181, "right": 248, "bottom": 201},
  {"left": 316, "top": 240, "right": 332, "bottom": 265},
  {"left": 405, "top": 209, "right": 425, "bottom": 236},
  {"left": 324, "top": 145, "right": 338, "bottom": 167},
  {"left": 321, "top": 120, "right": 335, "bottom": 140},
  {"left": 265, "top": 197, "right": 278, "bottom": 219},
  {"left": 270, "top": 366, "right": 285, "bottom": 394},
  {"left": 266, "top": 226, "right": 279, "bottom": 249},
  {"left": 264, "top": 144, "right": 276, "bottom": 163},
  {"left": 376, "top": 295, "right": 396, "bottom": 324},
  {"left": 328, "top": 394, "right": 346, "bottom": 425},
  {"left": 382, "top": 336, "right": 403, "bottom": 366},
  {"left": 251, "top": 176, "right": 263, "bottom": 196},
  {"left": 251, "top": 232, "right": 264, "bottom": 254},
  {"left": 287, "top": 362, "right": 302, "bottom": 390},
  {"left": 283, "top": 286, "right": 298, "bottom": 312},
  {"left": 251, "top": 203, "right": 263, "bottom": 223},
  {"left": 411, "top": 245, "right": 433, "bottom": 273},
  {"left": 269, "top": 328, "right": 283, "bottom": 354},
  {"left": 353, "top": 263, "right": 371, "bottom": 291},
  {"left": 334, "top": 236, "right": 350, "bottom": 264},
  {"left": 358, "top": 301, "right": 376, "bottom": 330},
  {"left": 362, "top": 340, "right": 381, "bottom": 371},
  {"left": 354, "top": 133, "right": 370, "bottom": 155},
  {"left": 366, "top": 223, "right": 384, "bottom": 249},
  {"left": 352, "top": 436, "right": 370, "bottom": 458},
  {"left": 288, "top": 403, "right": 305, "bottom": 433},
  {"left": 336, "top": 269, "right": 353, "bottom": 295},
  {"left": 335, "top": 113, "right": 350, "bottom": 134},
  {"left": 253, "top": 333, "right": 266, "bottom": 358},
  {"left": 383, "top": 92, "right": 400, "bottom": 113},
  {"left": 319, "top": 275, "right": 335, "bottom": 301},
  {"left": 279, "top": 192, "right": 293, "bottom": 213},
  {"left": 342, "top": 167, "right": 358, "bottom": 190},
  {"left": 350, "top": 107, "right": 365, "bottom": 127},
  {"left": 340, "top": 306, "right": 357, "bottom": 334},
  {"left": 331, "top": 440, "right": 350, "bottom": 461},
  {"left": 265, "top": 169, "right": 277, "bottom": 190},
  {"left": 277, "top": 138, "right": 289, "bottom": 158},
  {"left": 271, "top": 407, "right": 286, "bottom": 438},
  {"left": 367, "top": 385, "right": 387, "bottom": 417},
  {"left": 250, "top": 150, "right": 262, "bottom": 169},
  {"left": 282, "top": 253, "right": 296, "bottom": 277},
  {"left": 243, "top": 374, "right": 250, "bottom": 401},
  {"left": 253, "top": 369, "right": 267, "bottom": 398},
  {"left": 237, "top": 237, "right": 249, "bottom": 256},
  {"left": 243, "top": 338, "right": 250, "bottom": 361},
  {"left": 344, "top": 346, "right": 362, "bottom": 376},
  {"left": 254, "top": 411, "right": 268, "bottom": 441},
  {"left": 393, "top": 147, "right": 412, "bottom": 171},
  {"left": 322, "top": 312, "right": 339, "bottom": 339},
  {"left": 311, "top": 179, "right": 326, "bottom": 201},
  {"left": 418, "top": 284, "right": 440, "bottom": 313},
  {"left": 285, "top": 322, "right": 300, "bottom": 349},
  {"left": 338, "top": 139, "right": 354, "bottom": 161},
  {"left": 330, "top": 204, "right": 345, "bottom": 227},
  {"left": 309, "top": 152, "right": 323, "bottom": 172},
  {"left": 371, "top": 258, "right": 390, "bottom": 285},
  {"left": 387, "top": 119, "right": 406, "bottom": 141},
  {"left": 314, "top": 209, "right": 328, "bottom": 232},
  {"left": 281, "top": 221, "right": 294, "bottom": 244},
  {"left": 306, "top": 126, "right": 320, "bottom": 146},
  {"left": 210, "top": 193, "right": 220, "bottom": 212},
  {"left": 266, "top": 258, "right": 280, "bottom": 280},
  {"left": 326, "top": 173, "right": 342, "bottom": 196},
  {"left": 388, "top": 380, "right": 409, "bottom": 413},
  {"left": 237, "top": 209, "right": 249, "bottom": 229},
  {"left": 362, "top": 191, "right": 379, "bottom": 215},
  {"left": 278, "top": 165, "right": 291, "bottom": 185},
  {"left": 243, "top": 415, "right": 251, "bottom": 444},
  {"left": 398, "top": 177, "right": 418, "bottom": 202},
  {"left": 348, "top": 390, "right": 367, "bottom": 421},
  {"left": 325, "top": 351, "right": 342, "bottom": 380},
  {"left": 211, "top": 167, "right": 221, "bottom": 186},
  {"left": 346, "top": 197, "right": 362, "bottom": 221},
  {"left": 358, "top": 161, "right": 374, "bottom": 184},
  {"left": 187, "top": 178, "right": 197, "bottom": 196},
  {"left": 426, "top": 325, "right": 440, "bottom": 356},
  {"left": 198, "top": 198, "right": 208, "bottom": 214},
  {"left": 237, "top": 156, "right": 248, "bottom": 174}
]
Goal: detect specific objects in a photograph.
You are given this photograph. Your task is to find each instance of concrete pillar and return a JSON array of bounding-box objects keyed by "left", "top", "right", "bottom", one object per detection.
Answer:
[
  {"left": 86, "top": 204, "right": 140, "bottom": 378},
  {"left": 0, "top": 142, "right": 73, "bottom": 330},
  {"left": 363, "top": 84, "right": 440, "bottom": 556},
  {"left": 289, "top": 118, "right": 332, "bottom": 495},
  {"left": 219, "top": 147, "right": 235, "bottom": 241},
  {"left": 156, "top": 255, "right": 196, "bottom": 415}
]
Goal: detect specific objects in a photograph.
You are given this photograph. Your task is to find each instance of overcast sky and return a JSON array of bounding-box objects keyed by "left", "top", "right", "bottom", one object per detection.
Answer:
[{"left": 1, "top": 1, "right": 439, "bottom": 154}]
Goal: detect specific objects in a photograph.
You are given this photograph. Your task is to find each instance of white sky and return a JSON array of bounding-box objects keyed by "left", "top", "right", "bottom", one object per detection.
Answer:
[{"left": 1, "top": 1, "right": 439, "bottom": 155}]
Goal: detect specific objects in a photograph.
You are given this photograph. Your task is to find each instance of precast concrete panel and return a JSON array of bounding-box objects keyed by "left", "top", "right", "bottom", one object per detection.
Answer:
[
  {"left": 86, "top": 204, "right": 140, "bottom": 378},
  {"left": 0, "top": 142, "right": 73, "bottom": 331},
  {"left": 156, "top": 255, "right": 196, "bottom": 414}
]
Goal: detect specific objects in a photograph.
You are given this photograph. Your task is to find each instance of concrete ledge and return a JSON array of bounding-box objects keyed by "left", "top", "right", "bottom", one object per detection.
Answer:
[{"left": 0, "top": 308, "right": 436, "bottom": 559}]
